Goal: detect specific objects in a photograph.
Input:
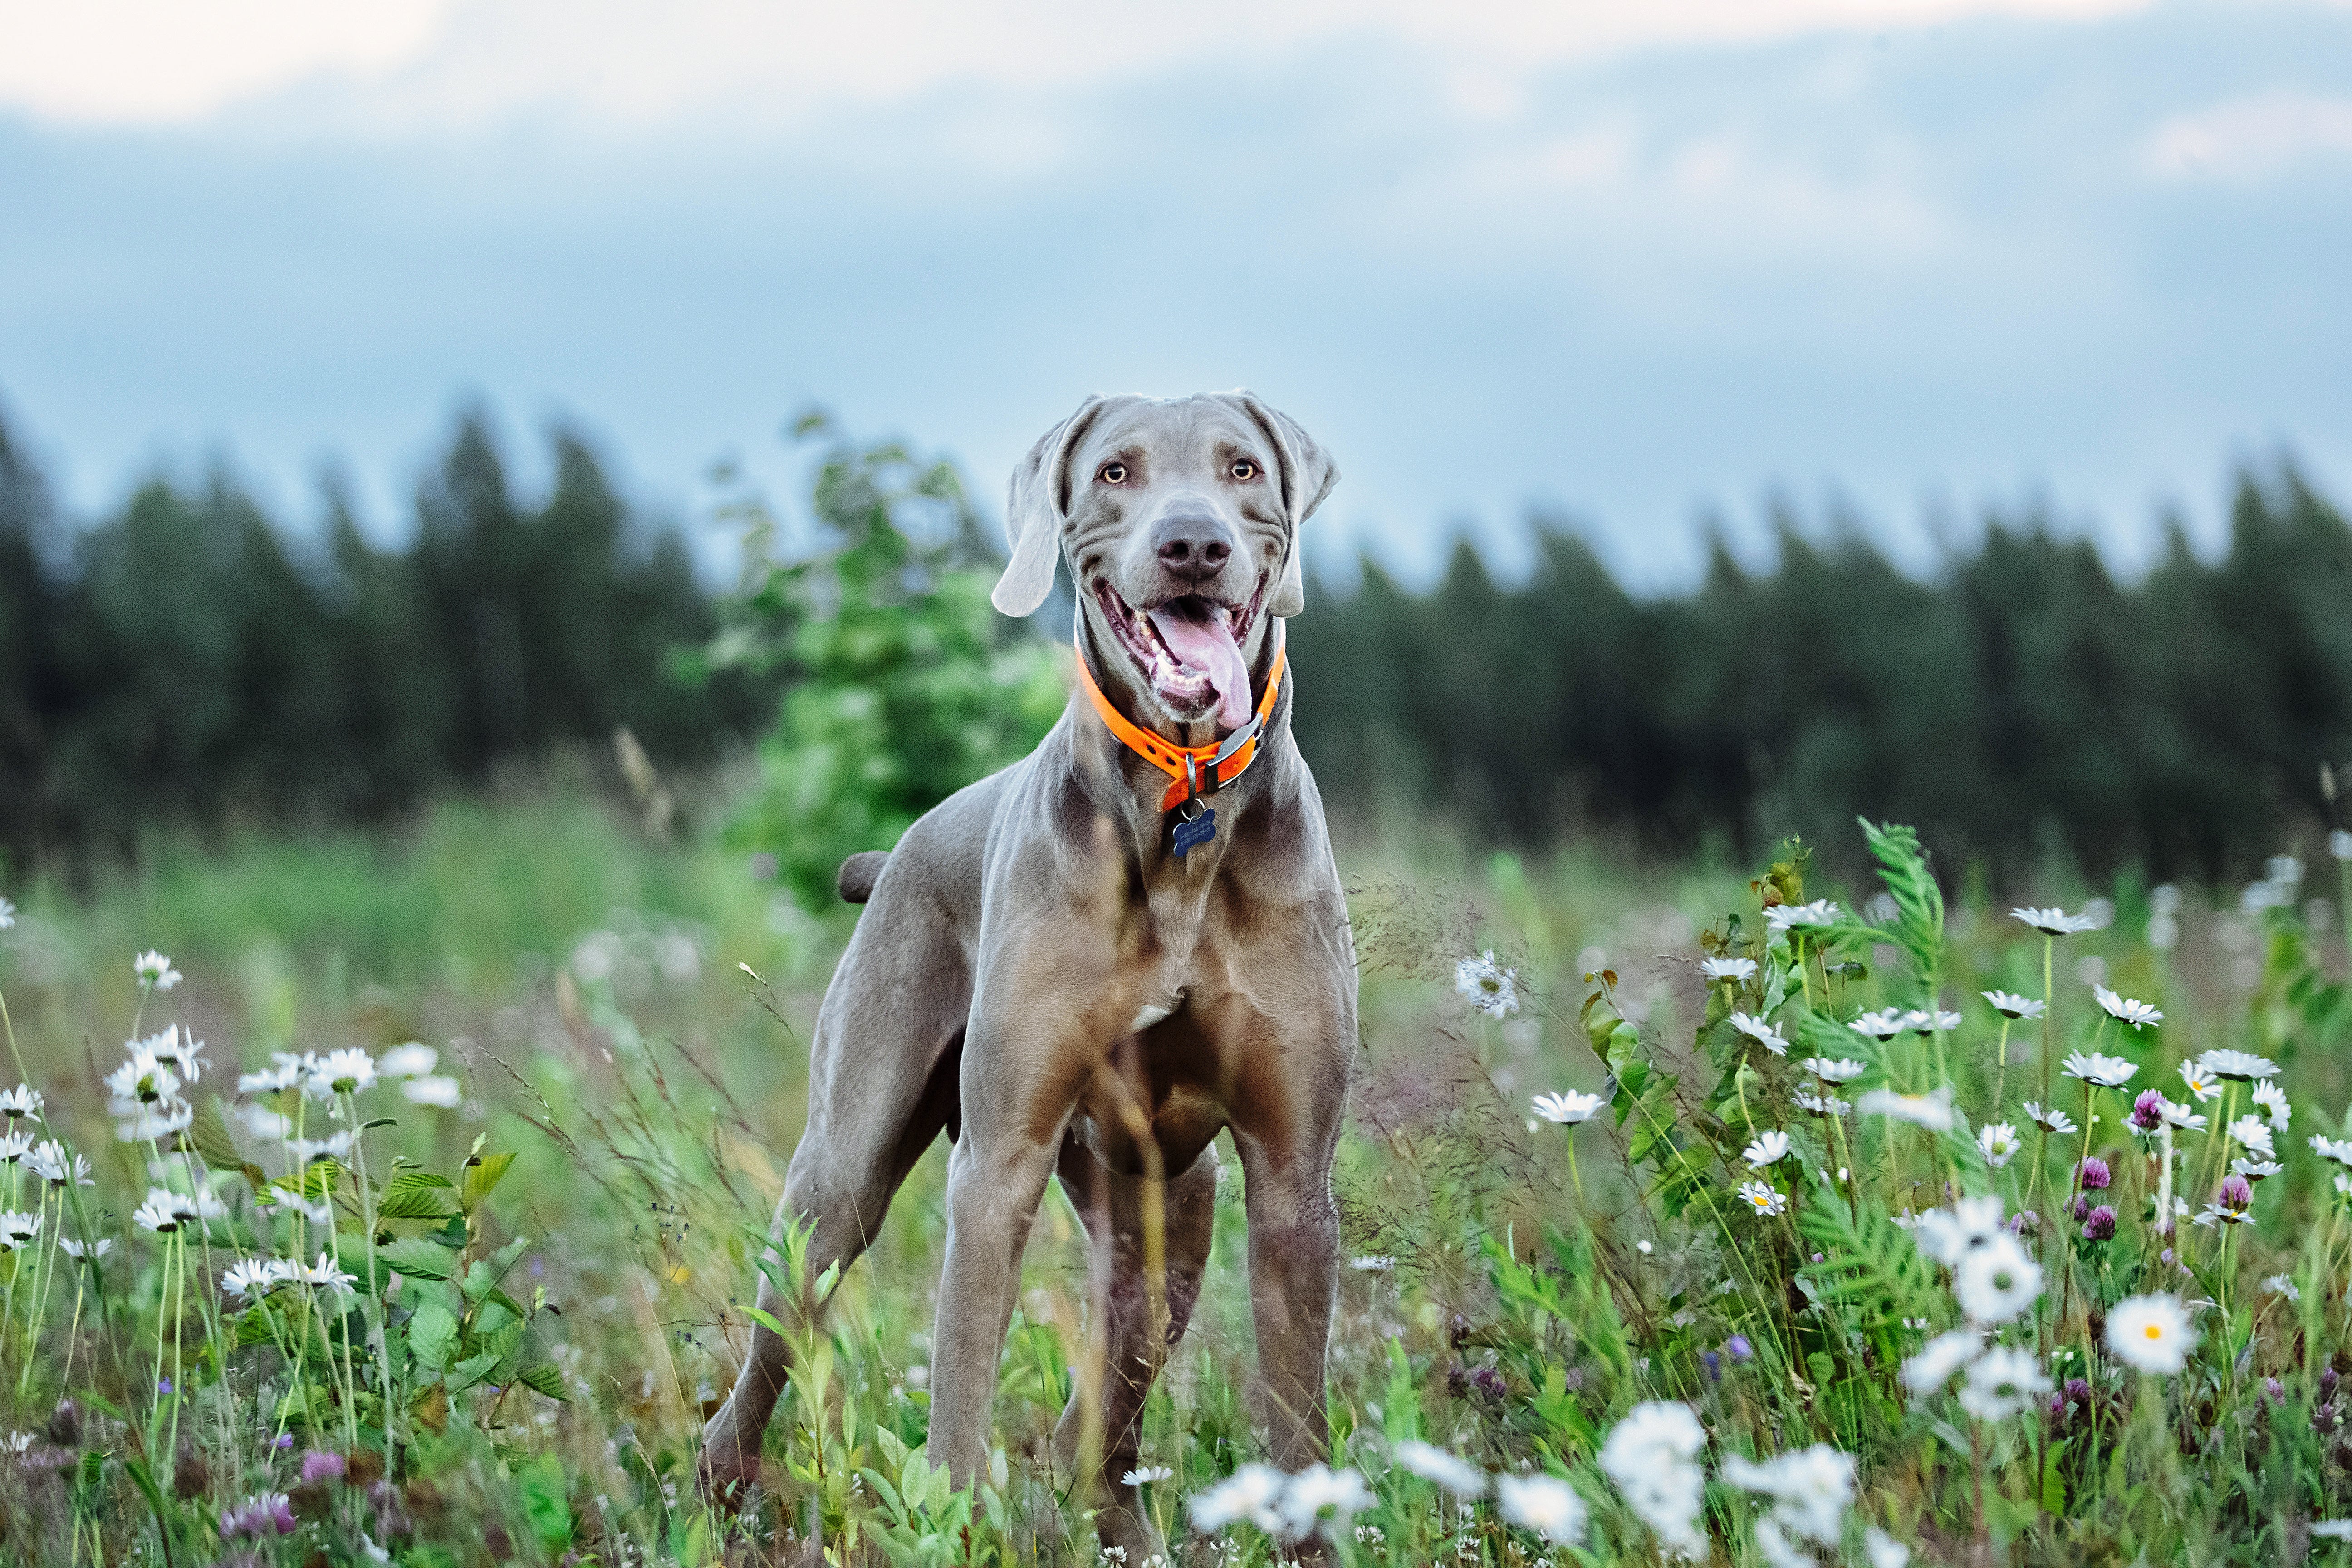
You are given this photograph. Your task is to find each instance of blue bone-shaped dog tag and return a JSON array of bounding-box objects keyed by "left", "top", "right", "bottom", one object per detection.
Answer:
[{"left": 1171, "top": 808, "right": 1217, "bottom": 858}]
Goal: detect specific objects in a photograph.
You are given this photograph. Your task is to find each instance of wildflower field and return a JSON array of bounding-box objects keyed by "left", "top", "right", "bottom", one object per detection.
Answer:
[{"left": 5, "top": 794, "right": 2352, "bottom": 1566}]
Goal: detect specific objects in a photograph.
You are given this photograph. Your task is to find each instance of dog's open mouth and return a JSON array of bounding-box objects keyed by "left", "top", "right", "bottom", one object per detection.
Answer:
[{"left": 1095, "top": 582, "right": 1261, "bottom": 732}]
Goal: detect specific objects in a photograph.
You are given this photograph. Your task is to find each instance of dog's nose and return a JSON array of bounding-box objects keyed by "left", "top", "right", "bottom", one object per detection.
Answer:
[{"left": 1151, "top": 509, "right": 1235, "bottom": 584}]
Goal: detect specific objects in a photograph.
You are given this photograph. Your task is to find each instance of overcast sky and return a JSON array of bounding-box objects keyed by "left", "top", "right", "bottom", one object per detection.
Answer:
[{"left": 1, "top": 0, "right": 2348, "bottom": 588}]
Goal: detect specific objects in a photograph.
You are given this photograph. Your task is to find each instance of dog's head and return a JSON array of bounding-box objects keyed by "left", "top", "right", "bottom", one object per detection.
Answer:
[{"left": 993, "top": 391, "right": 1337, "bottom": 735}]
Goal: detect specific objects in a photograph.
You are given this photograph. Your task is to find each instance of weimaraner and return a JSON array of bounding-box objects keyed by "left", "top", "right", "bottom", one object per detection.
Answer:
[{"left": 699, "top": 392, "right": 1356, "bottom": 1561}]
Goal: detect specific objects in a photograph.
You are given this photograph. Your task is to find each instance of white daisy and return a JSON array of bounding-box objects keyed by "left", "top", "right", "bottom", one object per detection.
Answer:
[
  {"left": 1718, "top": 1445, "right": 1854, "bottom": 1546},
  {"left": 146, "top": 1024, "right": 206, "bottom": 1082},
  {"left": 1597, "top": 1402, "right": 1708, "bottom": 1559},
  {"left": 61, "top": 1236, "right": 113, "bottom": 1261},
  {"left": 103, "top": 1050, "right": 180, "bottom": 1107},
  {"left": 1803, "top": 1058, "right": 1867, "bottom": 1084},
  {"left": 1455, "top": 952, "right": 1520, "bottom": 1018},
  {"left": 1736, "top": 1181, "right": 1787, "bottom": 1218},
  {"left": 1857, "top": 1086, "right": 1956, "bottom": 1131},
  {"left": 238, "top": 1055, "right": 309, "bottom": 1096},
  {"left": 2262, "top": 1274, "right": 2301, "bottom": 1301},
  {"left": 133, "top": 950, "right": 182, "bottom": 991},
  {"left": 1901, "top": 1328, "right": 1982, "bottom": 1392},
  {"left": 0, "top": 1210, "right": 39, "bottom": 1247},
  {"left": 0, "top": 1131, "right": 29, "bottom": 1166},
  {"left": 1902, "top": 1009, "right": 1962, "bottom": 1034},
  {"left": 2252, "top": 1080, "right": 2291, "bottom": 1131},
  {"left": 1532, "top": 1091, "right": 1603, "bottom": 1126},
  {"left": 2062, "top": 1052, "right": 2138, "bottom": 1089},
  {"left": 1743, "top": 1131, "right": 1793, "bottom": 1168},
  {"left": 297, "top": 1252, "right": 358, "bottom": 1294},
  {"left": 402, "top": 1076, "right": 463, "bottom": 1109},
  {"left": 133, "top": 1196, "right": 180, "bottom": 1233},
  {"left": 1190, "top": 1464, "right": 1285, "bottom": 1534},
  {"left": 1700, "top": 957, "right": 1758, "bottom": 984},
  {"left": 1495, "top": 1471, "right": 1584, "bottom": 1544},
  {"left": 1120, "top": 1465, "right": 1174, "bottom": 1487},
  {"left": 2160, "top": 1100, "right": 2207, "bottom": 1133},
  {"left": 2023, "top": 1101, "right": 2078, "bottom": 1136},
  {"left": 1392, "top": 1441, "right": 1487, "bottom": 1497},
  {"left": 1957, "top": 1346, "right": 2051, "bottom": 1421},
  {"left": 1765, "top": 900, "right": 1841, "bottom": 933},
  {"left": 2105, "top": 1294, "right": 2196, "bottom": 1374},
  {"left": 1278, "top": 1464, "right": 1375, "bottom": 1540},
  {"left": 221, "top": 1259, "right": 281, "bottom": 1300},
  {"left": 2012, "top": 906, "right": 2096, "bottom": 936},
  {"left": 1976, "top": 1123, "right": 2021, "bottom": 1168},
  {"left": 114, "top": 1102, "right": 194, "bottom": 1144},
  {"left": 311, "top": 1047, "right": 377, "bottom": 1098},
  {"left": 1912, "top": 1196, "right": 2006, "bottom": 1265},
  {"left": 1730, "top": 1012, "right": 1790, "bottom": 1056},
  {"left": 1952, "top": 1233, "right": 2043, "bottom": 1325},
  {"left": 2310, "top": 1134, "right": 2352, "bottom": 1166},
  {"left": 378, "top": 1042, "right": 438, "bottom": 1078},
  {"left": 2231, "top": 1117, "right": 2275, "bottom": 1158},
  {"left": 0, "top": 1084, "right": 41, "bottom": 1121},
  {"left": 2092, "top": 986, "right": 2161, "bottom": 1028},
  {"left": 1848, "top": 1009, "right": 1907, "bottom": 1042},
  {"left": 2177, "top": 1060, "right": 2220, "bottom": 1102},
  {"left": 1981, "top": 991, "right": 2045, "bottom": 1020},
  {"left": 2199, "top": 1048, "right": 2279, "bottom": 1083},
  {"left": 29, "top": 1141, "right": 93, "bottom": 1189},
  {"left": 2232, "top": 1158, "right": 2284, "bottom": 1182},
  {"left": 1795, "top": 1091, "right": 1850, "bottom": 1117}
]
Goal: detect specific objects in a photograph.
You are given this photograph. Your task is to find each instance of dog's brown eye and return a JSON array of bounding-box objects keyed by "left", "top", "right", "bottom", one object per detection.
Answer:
[
  {"left": 1099, "top": 462, "right": 1127, "bottom": 485},
  {"left": 1230, "top": 459, "right": 1258, "bottom": 481}
]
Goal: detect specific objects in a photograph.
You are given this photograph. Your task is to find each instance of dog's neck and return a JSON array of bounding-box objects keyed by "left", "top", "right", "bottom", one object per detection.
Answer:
[{"left": 1070, "top": 607, "right": 1289, "bottom": 858}]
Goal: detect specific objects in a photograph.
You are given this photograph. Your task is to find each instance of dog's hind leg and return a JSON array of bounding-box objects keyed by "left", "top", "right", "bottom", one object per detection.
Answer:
[
  {"left": 697, "top": 926, "right": 969, "bottom": 1511},
  {"left": 1051, "top": 1138, "right": 1219, "bottom": 1563}
]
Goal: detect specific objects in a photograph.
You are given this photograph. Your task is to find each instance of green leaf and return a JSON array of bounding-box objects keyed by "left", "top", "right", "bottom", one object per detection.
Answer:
[
  {"left": 1798, "top": 1187, "right": 1942, "bottom": 1333},
  {"left": 408, "top": 1300, "right": 460, "bottom": 1370},
  {"left": 448, "top": 1351, "right": 500, "bottom": 1391},
  {"left": 377, "top": 1236, "right": 460, "bottom": 1280},
  {"left": 462, "top": 1151, "right": 517, "bottom": 1210},
  {"left": 188, "top": 1095, "right": 245, "bottom": 1174},
  {"left": 515, "top": 1362, "right": 570, "bottom": 1401},
  {"left": 1859, "top": 818, "right": 1945, "bottom": 1000},
  {"left": 377, "top": 1173, "right": 464, "bottom": 1220},
  {"left": 514, "top": 1450, "right": 573, "bottom": 1550}
]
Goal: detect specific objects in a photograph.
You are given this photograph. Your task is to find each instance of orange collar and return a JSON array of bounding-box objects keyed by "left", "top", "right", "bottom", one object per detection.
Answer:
[{"left": 1075, "top": 620, "right": 1287, "bottom": 813}]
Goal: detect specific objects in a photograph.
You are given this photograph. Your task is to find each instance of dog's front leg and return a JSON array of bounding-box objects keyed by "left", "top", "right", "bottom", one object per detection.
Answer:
[
  {"left": 929, "top": 1110, "right": 1065, "bottom": 1489},
  {"left": 1232, "top": 1127, "right": 1343, "bottom": 1471}
]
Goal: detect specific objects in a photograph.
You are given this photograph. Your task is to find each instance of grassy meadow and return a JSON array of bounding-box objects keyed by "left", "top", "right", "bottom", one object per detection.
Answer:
[{"left": 4, "top": 784, "right": 2352, "bottom": 1565}]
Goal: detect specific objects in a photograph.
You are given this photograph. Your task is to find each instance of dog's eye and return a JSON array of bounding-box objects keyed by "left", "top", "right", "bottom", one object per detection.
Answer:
[
  {"left": 1230, "top": 459, "right": 1258, "bottom": 481},
  {"left": 1098, "top": 462, "right": 1128, "bottom": 485}
]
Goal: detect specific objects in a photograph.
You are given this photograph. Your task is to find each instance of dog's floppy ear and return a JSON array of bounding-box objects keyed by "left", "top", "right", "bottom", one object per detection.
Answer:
[
  {"left": 994, "top": 395, "right": 1107, "bottom": 617},
  {"left": 1228, "top": 391, "right": 1338, "bottom": 618}
]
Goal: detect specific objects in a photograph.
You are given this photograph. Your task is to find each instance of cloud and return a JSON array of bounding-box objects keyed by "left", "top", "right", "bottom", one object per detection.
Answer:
[
  {"left": 2145, "top": 89, "right": 2352, "bottom": 181},
  {"left": 0, "top": 1, "right": 451, "bottom": 124},
  {"left": 0, "top": 0, "right": 2153, "bottom": 132}
]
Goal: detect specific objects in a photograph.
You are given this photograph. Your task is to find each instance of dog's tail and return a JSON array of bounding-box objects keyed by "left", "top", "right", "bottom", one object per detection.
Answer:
[{"left": 837, "top": 850, "right": 890, "bottom": 904}]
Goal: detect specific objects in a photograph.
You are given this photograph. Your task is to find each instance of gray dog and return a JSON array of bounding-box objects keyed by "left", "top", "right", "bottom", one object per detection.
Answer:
[{"left": 700, "top": 391, "right": 1357, "bottom": 1561}]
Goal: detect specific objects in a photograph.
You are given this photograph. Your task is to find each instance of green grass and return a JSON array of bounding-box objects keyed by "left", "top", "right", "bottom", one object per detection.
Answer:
[{"left": 4, "top": 790, "right": 2351, "bottom": 1566}]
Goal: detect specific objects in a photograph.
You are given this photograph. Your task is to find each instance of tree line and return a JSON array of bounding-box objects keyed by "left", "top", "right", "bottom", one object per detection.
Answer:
[
  {"left": 0, "top": 409, "right": 760, "bottom": 871},
  {"left": 1288, "top": 466, "right": 2352, "bottom": 883},
  {"left": 3, "top": 395, "right": 2347, "bottom": 886}
]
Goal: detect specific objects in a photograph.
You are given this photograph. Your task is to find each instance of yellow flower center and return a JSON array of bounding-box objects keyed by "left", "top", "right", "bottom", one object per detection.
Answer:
[{"left": 2143, "top": 1325, "right": 2162, "bottom": 1340}]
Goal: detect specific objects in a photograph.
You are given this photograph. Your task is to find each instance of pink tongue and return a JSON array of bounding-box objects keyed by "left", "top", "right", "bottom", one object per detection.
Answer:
[{"left": 1147, "top": 604, "right": 1253, "bottom": 731}]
